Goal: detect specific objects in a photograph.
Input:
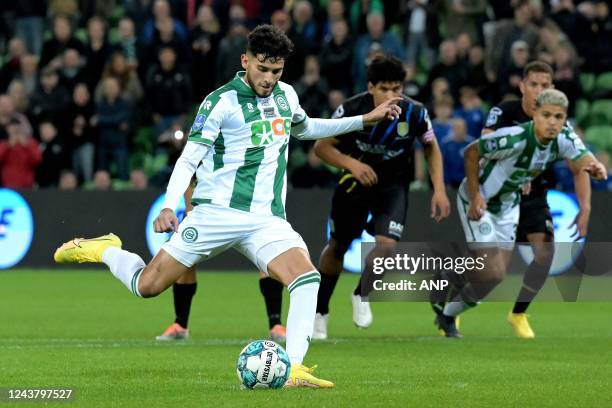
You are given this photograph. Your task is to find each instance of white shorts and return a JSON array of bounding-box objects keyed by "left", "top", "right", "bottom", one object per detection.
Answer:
[
  {"left": 162, "top": 203, "right": 308, "bottom": 273},
  {"left": 457, "top": 194, "right": 519, "bottom": 250}
]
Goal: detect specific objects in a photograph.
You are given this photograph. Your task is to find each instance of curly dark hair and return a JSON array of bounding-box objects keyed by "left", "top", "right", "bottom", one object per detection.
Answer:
[
  {"left": 246, "top": 25, "right": 294, "bottom": 62},
  {"left": 367, "top": 54, "right": 406, "bottom": 85}
]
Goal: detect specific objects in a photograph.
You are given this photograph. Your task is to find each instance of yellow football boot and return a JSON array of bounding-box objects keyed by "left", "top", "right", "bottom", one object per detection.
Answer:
[
  {"left": 54, "top": 233, "right": 122, "bottom": 264},
  {"left": 284, "top": 364, "right": 334, "bottom": 389},
  {"left": 507, "top": 312, "right": 535, "bottom": 339}
]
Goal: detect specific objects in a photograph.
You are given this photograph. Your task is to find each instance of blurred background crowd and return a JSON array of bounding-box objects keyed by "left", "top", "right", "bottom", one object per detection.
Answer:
[{"left": 0, "top": 0, "right": 611, "bottom": 192}]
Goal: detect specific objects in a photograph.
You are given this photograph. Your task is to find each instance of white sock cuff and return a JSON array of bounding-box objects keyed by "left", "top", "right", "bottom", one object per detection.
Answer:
[
  {"left": 101, "top": 246, "right": 121, "bottom": 266},
  {"left": 287, "top": 270, "right": 320, "bottom": 294}
]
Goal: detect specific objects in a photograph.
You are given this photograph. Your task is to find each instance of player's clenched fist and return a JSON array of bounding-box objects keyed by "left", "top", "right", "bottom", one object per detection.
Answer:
[
  {"left": 348, "top": 160, "right": 378, "bottom": 187},
  {"left": 154, "top": 208, "right": 180, "bottom": 233},
  {"left": 467, "top": 194, "right": 487, "bottom": 221}
]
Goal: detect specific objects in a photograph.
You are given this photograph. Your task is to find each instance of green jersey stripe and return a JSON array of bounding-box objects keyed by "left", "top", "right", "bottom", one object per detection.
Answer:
[
  {"left": 229, "top": 146, "right": 266, "bottom": 211},
  {"left": 479, "top": 159, "right": 497, "bottom": 184},
  {"left": 271, "top": 143, "right": 288, "bottom": 218},
  {"left": 191, "top": 198, "right": 212, "bottom": 206},
  {"left": 213, "top": 132, "right": 225, "bottom": 171}
]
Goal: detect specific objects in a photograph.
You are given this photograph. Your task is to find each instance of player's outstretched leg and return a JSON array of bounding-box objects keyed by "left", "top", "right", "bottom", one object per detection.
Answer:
[
  {"left": 259, "top": 273, "right": 286, "bottom": 342},
  {"left": 267, "top": 248, "right": 334, "bottom": 388},
  {"left": 314, "top": 238, "right": 346, "bottom": 340},
  {"left": 54, "top": 233, "right": 191, "bottom": 298},
  {"left": 157, "top": 267, "right": 197, "bottom": 341}
]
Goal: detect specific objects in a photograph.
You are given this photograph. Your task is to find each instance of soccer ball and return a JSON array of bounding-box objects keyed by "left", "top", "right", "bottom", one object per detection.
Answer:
[{"left": 236, "top": 340, "right": 291, "bottom": 389}]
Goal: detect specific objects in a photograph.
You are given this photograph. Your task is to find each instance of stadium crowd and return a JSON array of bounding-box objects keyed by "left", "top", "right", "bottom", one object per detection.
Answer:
[{"left": 0, "top": 0, "right": 611, "bottom": 191}]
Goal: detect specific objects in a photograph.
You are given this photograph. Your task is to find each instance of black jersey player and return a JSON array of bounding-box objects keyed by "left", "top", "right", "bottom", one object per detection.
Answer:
[{"left": 312, "top": 55, "right": 450, "bottom": 338}]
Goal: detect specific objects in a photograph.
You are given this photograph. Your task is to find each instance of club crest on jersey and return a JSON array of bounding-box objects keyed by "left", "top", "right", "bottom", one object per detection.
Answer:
[
  {"left": 479, "top": 222, "right": 492, "bottom": 235},
  {"left": 181, "top": 227, "right": 198, "bottom": 243},
  {"left": 191, "top": 114, "right": 206, "bottom": 132},
  {"left": 397, "top": 121, "right": 410, "bottom": 138},
  {"left": 275, "top": 95, "right": 289, "bottom": 111},
  {"left": 246, "top": 102, "right": 255, "bottom": 113}
]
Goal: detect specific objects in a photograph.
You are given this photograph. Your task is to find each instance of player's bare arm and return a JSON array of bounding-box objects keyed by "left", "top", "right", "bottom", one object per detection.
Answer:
[
  {"left": 314, "top": 138, "right": 378, "bottom": 186},
  {"left": 464, "top": 142, "right": 486, "bottom": 220},
  {"left": 422, "top": 137, "right": 450, "bottom": 222}
]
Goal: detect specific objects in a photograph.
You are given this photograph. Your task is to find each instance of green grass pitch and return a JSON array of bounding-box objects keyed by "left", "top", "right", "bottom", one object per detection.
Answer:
[{"left": 1, "top": 270, "right": 611, "bottom": 407}]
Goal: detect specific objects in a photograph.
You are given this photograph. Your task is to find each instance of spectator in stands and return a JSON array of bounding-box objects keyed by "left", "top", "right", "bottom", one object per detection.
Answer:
[
  {"left": 292, "top": 0, "right": 319, "bottom": 49},
  {"left": 294, "top": 56, "right": 329, "bottom": 118},
  {"left": 499, "top": 40, "right": 530, "bottom": 98},
  {"left": 328, "top": 89, "right": 345, "bottom": 117},
  {"left": 115, "top": 17, "right": 139, "bottom": 70},
  {"left": 91, "top": 169, "right": 112, "bottom": 190},
  {"left": 95, "top": 52, "right": 144, "bottom": 106},
  {"left": 454, "top": 86, "right": 484, "bottom": 140},
  {"left": 145, "top": 16, "right": 191, "bottom": 71},
  {"left": 7, "top": 80, "right": 30, "bottom": 115},
  {"left": 321, "top": 0, "right": 346, "bottom": 40},
  {"left": 425, "top": 40, "right": 467, "bottom": 100},
  {"left": 0, "top": 118, "right": 41, "bottom": 189},
  {"left": 39, "top": 14, "right": 84, "bottom": 70},
  {"left": 215, "top": 21, "right": 249, "bottom": 87},
  {"left": 68, "top": 83, "right": 96, "bottom": 183},
  {"left": 271, "top": 8, "right": 309, "bottom": 84},
  {"left": 431, "top": 96, "right": 454, "bottom": 141},
  {"left": 16, "top": 54, "right": 38, "bottom": 97},
  {"left": 320, "top": 19, "right": 353, "bottom": 96},
  {"left": 553, "top": 46, "right": 581, "bottom": 116},
  {"left": 464, "top": 45, "right": 490, "bottom": 100},
  {"left": 349, "top": 0, "right": 385, "bottom": 35},
  {"left": 28, "top": 67, "right": 70, "bottom": 131},
  {"left": 84, "top": 16, "right": 111, "bottom": 92},
  {"left": 36, "top": 120, "right": 67, "bottom": 187},
  {"left": 575, "top": 0, "right": 612, "bottom": 73},
  {"left": 58, "top": 169, "right": 78, "bottom": 190},
  {"left": 14, "top": 1, "right": 46, "bottom": 56},
  {"left": 443, "top": 0, "right": 486, "bottom": 44},
  {"left": 403, "top": 64, "right": 423, "bottom": 100},
  {"left": 0, "top": 38, "right": 28, "bottom": 92},
  {"left": 58, "top": 48, "right": 88, "bottom": 93},
  {"left": 404, "top": 0, "right": 431, "bottom": 68},
  {"left": 130, "top": 169, "right": 148, "bottom": 190},
  {"left": 145, "top": 46, "right": 192, "bottom": 140},
  {"left": 486, "top": 0, "right": 538, "bottom": 83},
  {"left": 190, "top": 5, "right": 222, "bottom": 100},
  {"left": 95, "top": 76, "right": 130, "bottom": 180},
  {"left": 142, "top": 0, "right": 188, "bottom": 45},
  {"left": 0, "top": 94, "right": 32, "bottom": 141},
  {"left": 48, "top": 0, "right": 78, "bottom": 20},
  {"left": 440, "top": 118, "right": 474, "bottom": 189},
  {"left": 353, "top": 11, "right": 405, "bottom": 92},
  {"left": 455, "top": 32, "right": 472, "bottom": 63}
]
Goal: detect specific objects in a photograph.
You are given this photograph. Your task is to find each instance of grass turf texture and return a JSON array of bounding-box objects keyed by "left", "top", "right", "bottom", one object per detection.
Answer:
[{"left": 1, "top": 270, "right": 611, "bottom": 407}]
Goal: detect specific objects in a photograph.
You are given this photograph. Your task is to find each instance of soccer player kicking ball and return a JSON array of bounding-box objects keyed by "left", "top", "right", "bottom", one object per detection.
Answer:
[
  {"left": 481, "top": 61, "right": 592, "bottom": 338},
  {"left": 54, "top": 25, "right": 401, "bottom": 388},
  {"left": 435, "top": 89, "right": 607, "bottom": 338},
  {"left": 312, "top": 55, "right": 450, "bottom": 339}
]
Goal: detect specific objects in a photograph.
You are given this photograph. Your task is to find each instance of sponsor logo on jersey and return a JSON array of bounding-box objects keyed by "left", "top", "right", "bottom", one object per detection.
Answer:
[
  {"left": 203, "top": 100, "right": 212, "bottom": 111},
  {"left": 250, "top": 118, "right": 291, "bottom": 146},
  {"left": 389, "top": 221, "right": 404, "bottom": 238},
  {"left": 247, "top": 102, "right": 255, "bottom": 113},
  {"left": 191, "top": 113, "right": 206, "bottom": 132},
  {"left": 274, "top": 95, "right": 289, "bottom": 111},
  {"left": 332, "top": 104, "right": 344, "bottom": 119},
  {"left": 485, "top": 139, "right": 498, "bottom": 152},
  {"left": 181, "top": 227, "right": 198, "bottom": 243},
  {"left": 397, "top": 121, "right": 410, "bottom": 138},
  {"left": 485, "top": 107, "right": 502, "bottom": 127}
]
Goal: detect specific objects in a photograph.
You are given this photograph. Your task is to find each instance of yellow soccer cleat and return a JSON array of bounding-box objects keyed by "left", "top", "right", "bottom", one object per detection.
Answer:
[
  {"left": 54, "top": 233, "right": 122, "bottom": 264},
  {"left": 284, "top": 364, "right": 334, "bottom": 389},
  {"left": 507, "top": 312, "right": 535, "bottom": 339},
  {"left": 437, "top": 315, "right": 461, "bottom": 337}
]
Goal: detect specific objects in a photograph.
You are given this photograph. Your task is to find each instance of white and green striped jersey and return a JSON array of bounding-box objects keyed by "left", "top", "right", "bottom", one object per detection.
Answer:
[
  {"left": 458, "top": 122, "right": 588, "bottom": 214},
  {"left": 186, "top": 72, "right": 307, "bottom": 218}
]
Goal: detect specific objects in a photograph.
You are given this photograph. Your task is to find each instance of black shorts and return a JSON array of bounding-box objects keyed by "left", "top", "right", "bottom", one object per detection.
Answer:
[
  {"left": 329, "top": 178, "right": 408, "bottom": 245},
  {"left": 516, "top": 196, "right": 554, "bottom": 242}
]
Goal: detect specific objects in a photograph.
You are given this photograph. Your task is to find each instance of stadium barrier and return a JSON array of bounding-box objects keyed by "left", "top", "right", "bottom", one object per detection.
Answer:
[{"left": 2, "top": 188, "right": 612, "bottom": 269}]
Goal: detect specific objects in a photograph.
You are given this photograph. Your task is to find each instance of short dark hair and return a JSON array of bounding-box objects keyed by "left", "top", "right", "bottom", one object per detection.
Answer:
[
  {"left": 367, "top": 54, "right": 406, "bottom": 85},
  {"left": 523, "top": 61, "right": 554, "bottom": 79},
  {"left": 247, "top": 25, "right": 294, "bottom": 62}
]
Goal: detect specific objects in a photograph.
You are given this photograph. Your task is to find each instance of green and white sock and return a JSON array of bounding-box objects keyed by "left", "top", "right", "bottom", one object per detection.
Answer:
[
  {"left": 101, "top": 247, "right": 145, "bottom": 297},
  {"left": 286, "top": 270, "right": 321, "bottom": 365}
]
